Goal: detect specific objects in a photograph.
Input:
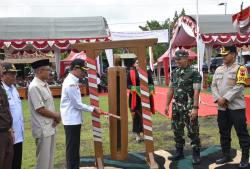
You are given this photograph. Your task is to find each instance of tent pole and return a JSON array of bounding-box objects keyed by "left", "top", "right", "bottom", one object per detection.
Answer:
[
  {"left": 196, "top": 0, "right": 200, "bottom": 73},
  {"left": 54, "top": 47, "right": 61, "bottom": 79}
]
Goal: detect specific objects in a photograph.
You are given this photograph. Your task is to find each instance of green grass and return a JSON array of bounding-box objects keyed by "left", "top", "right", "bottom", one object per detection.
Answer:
[{"left": 21, "top": 96, "right": 250, "bottom": 169}]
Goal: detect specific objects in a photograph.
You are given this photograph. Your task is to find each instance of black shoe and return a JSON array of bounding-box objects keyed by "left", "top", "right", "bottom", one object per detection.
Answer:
[
  {"left": 192, "top": 156, "right": 201, "bottom": 165},
  {"left": 192, "top": 148, "right": 201, "bottom": 165},
  {"left": 168, "top": 148, "right": 184, "bottom": 161},
  {"left": 216, "top": 155, "right": 232, "bottom": 164},
  {"left": 239, "top": 161, "right": 249, "bottom": 169},
  {"left": 239, "top": 150, "right": 249, "bottom": 169}
]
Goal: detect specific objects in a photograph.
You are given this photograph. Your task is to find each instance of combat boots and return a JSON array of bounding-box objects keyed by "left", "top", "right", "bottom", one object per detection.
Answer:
[
  {"left": 168, "top": 148, "right": 184, "bottom": 161},
  {"left": 192, "top": 147, "right": 201, "bottom": 165},
  {"left": 239, "top": 149, "right": 249, "bottom": 169}
]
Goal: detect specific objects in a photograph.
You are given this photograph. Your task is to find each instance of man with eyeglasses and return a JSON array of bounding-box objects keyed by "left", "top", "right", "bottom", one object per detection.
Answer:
[
  {"left": 60, "top": 58, "right": 101, "bottom": 169},
  {"left": 28, "top": 59, "right": 61, "bottom": 169},
  {"left": 1, "top": 62, "right": 24, "bottom": 169}
]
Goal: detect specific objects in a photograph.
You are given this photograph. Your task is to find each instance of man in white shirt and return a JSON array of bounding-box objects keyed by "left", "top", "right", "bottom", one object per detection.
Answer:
[
  {"left": 28, "top": 59, "right": 61, "bottom": 169},
  {"left": 60, "top": 59, "right": 101, "bottom": 169},
  {"left": 1, "top": 62, "right": 24, "bottom": 169}
]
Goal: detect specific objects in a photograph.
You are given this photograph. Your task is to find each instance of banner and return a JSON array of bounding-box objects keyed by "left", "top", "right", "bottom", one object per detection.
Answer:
[{"left": 111, "top": 30, "right": 168, "bottom": 43}]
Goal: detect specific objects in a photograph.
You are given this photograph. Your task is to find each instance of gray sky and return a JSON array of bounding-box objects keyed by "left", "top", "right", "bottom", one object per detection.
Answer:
[{"left": 0, "top": 0, "right": 249, "bottom": 31}]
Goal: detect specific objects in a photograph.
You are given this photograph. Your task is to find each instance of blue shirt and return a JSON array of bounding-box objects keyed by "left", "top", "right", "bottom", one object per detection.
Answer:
[
  {"left": 60, "top": 73, "right": 94, "bottom": 125},
  {"left": 2, "top": 82, "right": 24, "bottom": 144}
]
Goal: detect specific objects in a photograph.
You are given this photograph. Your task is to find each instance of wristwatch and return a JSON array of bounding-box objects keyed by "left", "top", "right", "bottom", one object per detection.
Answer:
[{"left": 193, "top": 106, "right": 199, "bottom": 109}]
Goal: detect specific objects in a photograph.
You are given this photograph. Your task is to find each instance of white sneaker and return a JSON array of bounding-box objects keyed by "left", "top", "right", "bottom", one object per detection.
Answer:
[{"left": 136, "top": 135, "right": 141, "bottom": 143}]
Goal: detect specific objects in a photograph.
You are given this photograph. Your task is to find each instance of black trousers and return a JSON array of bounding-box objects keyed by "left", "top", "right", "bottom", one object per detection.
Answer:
[
  {"left": 12, "top": 142, "right": 22, "bottom": 169},
  {"left": 64, "top": 125, "right": 81, "bottom": 169},
  {"left": 218, "top": 109, "right": 250, "bottom": 153},
  {"left": 132, "top": 110, "right": 143, "bottom": 133},
  {"left": 0, "top": 132, "right": 13, "bottom": 169}
]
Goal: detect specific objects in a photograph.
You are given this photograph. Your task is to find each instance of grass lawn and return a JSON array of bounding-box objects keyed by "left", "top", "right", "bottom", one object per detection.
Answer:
[{"left": 21, "top": 95, "right": 250, "bottom": 169}]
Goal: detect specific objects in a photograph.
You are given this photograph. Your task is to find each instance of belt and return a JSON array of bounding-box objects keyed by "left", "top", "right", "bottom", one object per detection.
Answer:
[{"left": 0, "top": 128, "right": 9, "bottom": 133}]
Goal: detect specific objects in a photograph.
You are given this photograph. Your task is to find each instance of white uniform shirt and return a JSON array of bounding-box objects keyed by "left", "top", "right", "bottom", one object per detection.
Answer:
[
  {"left": 60, "top": 73, "right": 94, "bottom": 125},
  {"left": 2, "top": 82, "right": 24, "bottom": 144}
]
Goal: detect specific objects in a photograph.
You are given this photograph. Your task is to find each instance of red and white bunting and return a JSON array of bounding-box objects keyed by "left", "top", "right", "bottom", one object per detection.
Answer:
[{"left": 0, "top": 37, "right": 110, "bottom": 51}]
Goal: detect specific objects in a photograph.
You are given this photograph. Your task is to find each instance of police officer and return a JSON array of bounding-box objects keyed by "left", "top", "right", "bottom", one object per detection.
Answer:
[
  {"left": 211, "top": 46, "right": 250, "bottom": 168},
  {"left": 0, "top": 50, "right": 14, "bottom": 169},
  {"left": 165, "top": 50, "right": 202, "bottom": 164},
  {"left": 60, "top": 59, "right": 101, "bottom": 169},
  {"left": 28, "top": 59, "right": 61, "bottom": 169},
  {"left": 2, "top": 62, "right": 24, "bottom": 169}
]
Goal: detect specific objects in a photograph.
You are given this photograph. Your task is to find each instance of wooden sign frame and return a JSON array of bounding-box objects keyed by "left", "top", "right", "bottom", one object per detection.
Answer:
[{"left": 72, "top": 38, "right": 158, "bottom": 169}]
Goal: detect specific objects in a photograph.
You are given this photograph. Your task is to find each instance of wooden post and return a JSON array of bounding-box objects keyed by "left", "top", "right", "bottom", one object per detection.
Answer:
[{"left": 108, "top": 67, "right": 128, "bottom": 160}]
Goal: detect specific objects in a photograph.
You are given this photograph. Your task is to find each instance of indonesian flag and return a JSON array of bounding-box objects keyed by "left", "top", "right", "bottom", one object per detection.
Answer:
[
  {"left": 149, "top": 46, "right": 154, "bottom": 71},
  {"left": 232, "top": 6, "right": 250, "bottom": 34}
]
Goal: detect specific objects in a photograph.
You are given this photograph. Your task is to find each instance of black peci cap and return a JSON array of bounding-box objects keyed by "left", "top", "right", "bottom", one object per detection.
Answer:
[
  {"left": 219, "top": 46, "right": 237, "bottom": 56},
  {"left": 31, "top": 59, "right": 50, "bottom": 69},
  {"left": 70, "top": 59, "right": 88, "bottom": 71}
]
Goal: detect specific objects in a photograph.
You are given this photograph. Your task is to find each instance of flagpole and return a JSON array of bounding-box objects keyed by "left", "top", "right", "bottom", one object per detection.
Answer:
[{"left": 196, "top": 0, "right": 200, "bottom": 73}]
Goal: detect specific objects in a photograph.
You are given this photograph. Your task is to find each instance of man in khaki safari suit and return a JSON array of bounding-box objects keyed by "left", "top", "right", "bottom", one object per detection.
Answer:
[{"left": 28, "top": 59, "right": 61, "bottom": 169}]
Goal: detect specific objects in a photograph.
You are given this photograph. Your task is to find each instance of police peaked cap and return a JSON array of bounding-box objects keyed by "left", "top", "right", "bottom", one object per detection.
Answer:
[
  {"left": 220, "top": 46, "right": 237, "bottom": 56},
  {"left": 2, "top": 62, "right": 20, "bottom": 73},
  {"left": 70, "top": 59, "right": 88, "bottom": 71}
]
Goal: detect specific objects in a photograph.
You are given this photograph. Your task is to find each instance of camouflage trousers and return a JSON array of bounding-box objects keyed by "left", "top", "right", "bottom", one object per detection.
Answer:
[{"left": 172, "top": 109, "right": 201, "bottom": 150}]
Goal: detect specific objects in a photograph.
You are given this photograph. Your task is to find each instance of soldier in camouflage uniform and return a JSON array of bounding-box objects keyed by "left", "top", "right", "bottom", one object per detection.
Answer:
[{"left": 165, "top": 50, "right": 202, "bottom": 164}]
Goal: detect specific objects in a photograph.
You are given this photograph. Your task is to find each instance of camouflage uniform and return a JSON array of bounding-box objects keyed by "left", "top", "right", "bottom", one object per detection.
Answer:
[{"left": 169, "top": 65, "right": 202, "bottom": 150}]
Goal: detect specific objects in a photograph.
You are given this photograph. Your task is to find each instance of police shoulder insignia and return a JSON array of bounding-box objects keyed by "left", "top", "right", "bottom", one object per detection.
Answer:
[{"left": 236, "top": 65, "right": 248, "bottom": 85}]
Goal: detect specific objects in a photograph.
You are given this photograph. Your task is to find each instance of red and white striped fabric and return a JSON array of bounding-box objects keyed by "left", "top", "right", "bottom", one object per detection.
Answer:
[
  {"left": 138, "top": 67, "right": 154, "bottom": 142},
  {"left": 232, "top": 6, "right": 250, "bottom": 34},
  {"left": 86, "top": 57, "right": 103, "bottom": 143}
]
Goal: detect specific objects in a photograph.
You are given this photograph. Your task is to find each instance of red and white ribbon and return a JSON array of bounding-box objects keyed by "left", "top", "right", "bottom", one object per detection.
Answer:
[
  {"left": 86, "top": 57, "right": 103, "bottom": 143},
  {"left": 138, "top": 68, "right": 154, "bottom": 141}
]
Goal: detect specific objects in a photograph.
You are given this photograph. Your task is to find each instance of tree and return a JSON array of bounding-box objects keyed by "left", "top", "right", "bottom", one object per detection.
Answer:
[{"left": 138, "top": 20, "right": 169, "bottom": 61}]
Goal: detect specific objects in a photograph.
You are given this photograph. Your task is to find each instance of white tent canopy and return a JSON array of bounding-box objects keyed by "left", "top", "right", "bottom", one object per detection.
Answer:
[
  {"left": 171, "top": 14, "right": 250, "bottom": 48},
  {"left": 0, "top": 16, "right": 110, "bottom": 52},
  {"left": 0, "top": 16, "right": 109, "bottom": 40},
  {"left": 0, "top": 16, "right": 110, "bottom": 77}
]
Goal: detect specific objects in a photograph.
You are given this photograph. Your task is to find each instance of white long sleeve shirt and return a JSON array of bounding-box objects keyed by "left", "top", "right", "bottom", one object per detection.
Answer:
[
  {"left": 2, "top": 82, "right": 24, "bottom": 144},
  {"left": 60, "top": 73, "right": 94, "bottom": 125}
]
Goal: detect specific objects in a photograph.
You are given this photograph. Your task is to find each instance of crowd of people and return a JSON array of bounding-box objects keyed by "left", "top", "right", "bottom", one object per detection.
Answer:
[{"left": 0, "top": 46, "right": 250, "bottom": 169}]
